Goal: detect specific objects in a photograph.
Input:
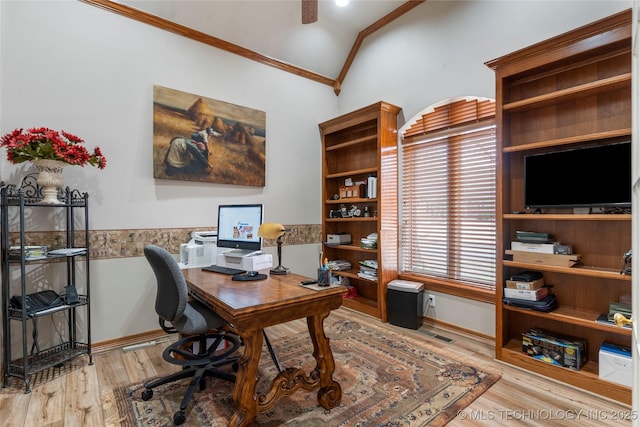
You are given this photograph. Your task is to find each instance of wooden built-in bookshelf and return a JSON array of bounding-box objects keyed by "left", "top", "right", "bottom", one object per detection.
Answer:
[
  {"left": 319, "top": 102, "right": 401, "bottom": 320},
  {"left": 486, "top": 9, "right": 632, "bottom": 404}
]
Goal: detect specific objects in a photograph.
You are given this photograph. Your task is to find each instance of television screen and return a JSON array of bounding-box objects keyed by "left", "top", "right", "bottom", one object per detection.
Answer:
[
  {"left": 216, "top": 204, "right": 263, "bottom": 253},
  {"left": 524, "top": 141, "right": 631, "bottom": 209}
]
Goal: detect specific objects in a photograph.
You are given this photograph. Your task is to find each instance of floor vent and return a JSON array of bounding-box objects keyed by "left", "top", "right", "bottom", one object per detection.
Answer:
[{"left": 419, "top": 329, "right": 454, "bottom": 343}]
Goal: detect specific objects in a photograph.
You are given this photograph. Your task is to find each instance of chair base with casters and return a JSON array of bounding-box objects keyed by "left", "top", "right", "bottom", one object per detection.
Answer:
[{"left": 141, "top": 330, "right": 241, "bottom": 425}]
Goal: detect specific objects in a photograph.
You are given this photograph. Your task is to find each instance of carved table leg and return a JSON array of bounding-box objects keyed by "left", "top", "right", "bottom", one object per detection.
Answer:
[
  {"left": 229, "top": 329, "right": 263, "bottom": 427},
  {"left": 307, "top": 312, "right": 342, "bottom": 409}
]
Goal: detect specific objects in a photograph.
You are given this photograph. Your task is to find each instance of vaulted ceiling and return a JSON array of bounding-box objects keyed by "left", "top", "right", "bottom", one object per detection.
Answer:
[{"left": 83, "top": 0, "right": 425, "bottom": 94}]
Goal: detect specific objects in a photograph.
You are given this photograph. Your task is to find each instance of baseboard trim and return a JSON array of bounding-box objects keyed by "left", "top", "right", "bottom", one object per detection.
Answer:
[
  {"left": 93, "top": 315, "right": 494, "bottom": 354},
  {"left": 93, "top": 329, "right": 167, "bottom": 353},
  {"left": 422, "top": 316, "right": 494, "bottom": 343}
]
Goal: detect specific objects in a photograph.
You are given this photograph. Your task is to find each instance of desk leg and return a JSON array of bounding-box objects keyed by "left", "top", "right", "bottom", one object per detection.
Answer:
[
  {"left": 229, "top": 329, "right": 263, "bottom": 427},
  {"left": 308, "top": 312, "right": 342, "bottom": 410}
]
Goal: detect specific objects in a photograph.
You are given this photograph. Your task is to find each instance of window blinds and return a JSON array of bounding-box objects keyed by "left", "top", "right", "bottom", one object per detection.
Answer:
[{"left": 400, "top": 99, "right": 496, "bottom": 290}]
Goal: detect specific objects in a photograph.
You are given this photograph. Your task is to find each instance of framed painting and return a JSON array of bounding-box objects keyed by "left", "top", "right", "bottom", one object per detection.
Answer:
[{"left": 153, "top": 85, "right": 266, "bottom": 186}]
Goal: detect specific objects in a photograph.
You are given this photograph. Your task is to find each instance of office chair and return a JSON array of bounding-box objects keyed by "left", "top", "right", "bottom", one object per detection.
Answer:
[{"left": 141, "top": 245, "right": 241, "bottom": 425}]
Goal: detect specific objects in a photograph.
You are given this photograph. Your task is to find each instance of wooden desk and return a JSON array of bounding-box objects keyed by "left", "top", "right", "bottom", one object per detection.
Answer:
[{"left": 183, "top": 269, "right": 346, "bottom": 427}]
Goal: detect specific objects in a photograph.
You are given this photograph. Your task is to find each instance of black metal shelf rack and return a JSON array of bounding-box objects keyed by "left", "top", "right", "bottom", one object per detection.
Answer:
[{"left": 1, "top": 174, "right": 92, "bottom": 393}]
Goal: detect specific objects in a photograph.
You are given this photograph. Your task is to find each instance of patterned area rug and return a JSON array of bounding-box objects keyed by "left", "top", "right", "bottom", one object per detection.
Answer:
[{"left": 113, "top": 319, "right": 500, "bottom": 426}]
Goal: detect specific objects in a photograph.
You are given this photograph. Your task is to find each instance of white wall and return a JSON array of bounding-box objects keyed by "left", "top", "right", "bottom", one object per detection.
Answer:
[
  {"left": 1, "top": 1, "right": 337, "bottom": 228},
  {"left": 339, "top": 0, "right": 631, "bottom": 122},
  {"left": 0, "top": 1, "right": 337, "bottom": 343}
]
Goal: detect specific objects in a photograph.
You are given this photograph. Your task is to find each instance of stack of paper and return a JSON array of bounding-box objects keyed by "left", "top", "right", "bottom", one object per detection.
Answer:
[
  {"left": 357, "top": 260, "right": 378, "bottom": 281},
  {"left": 326, "top": 259, "right": 352, "bottom": 271}
]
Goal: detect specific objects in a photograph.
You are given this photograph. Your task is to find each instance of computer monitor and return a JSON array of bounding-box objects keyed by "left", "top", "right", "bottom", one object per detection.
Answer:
[{"left": 216, "top": 204, "right": 263, "bottom": 257}]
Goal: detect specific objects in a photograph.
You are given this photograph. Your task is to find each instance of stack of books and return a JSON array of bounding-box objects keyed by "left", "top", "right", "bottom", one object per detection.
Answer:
[
  {"left": 360, "top": 233, "right": 378, "bottom": 249},
  {"left": 504, "top": 270, "right": 551, "bottom": 302},
  {"left": 8, "top": 245, "right": 47, "bottom": 261},
  {"left": 357, "top": 260, "right": 378, "bottom": 281},
  {"left": 506, "top": 231, "right": 580, "bottom": 267}
]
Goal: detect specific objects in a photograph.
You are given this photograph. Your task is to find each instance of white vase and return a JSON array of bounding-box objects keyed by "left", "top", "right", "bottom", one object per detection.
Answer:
[{"left": 33, "top": 159, "right": 66, "bottom": 204}]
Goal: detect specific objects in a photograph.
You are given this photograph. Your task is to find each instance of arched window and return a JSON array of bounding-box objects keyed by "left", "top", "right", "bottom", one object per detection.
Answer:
[{"left": 400, "top": 97, "right": 496, "bottom": 292}]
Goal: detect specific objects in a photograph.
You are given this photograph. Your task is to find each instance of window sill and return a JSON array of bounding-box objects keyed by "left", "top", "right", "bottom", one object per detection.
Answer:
[{"left": 398, "top": 273, "right": 495, "bottom": 304}]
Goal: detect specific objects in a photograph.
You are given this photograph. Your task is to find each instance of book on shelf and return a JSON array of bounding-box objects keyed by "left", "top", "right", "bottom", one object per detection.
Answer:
[
  {"left": 357, "top": 259, "right": 378, "bottom": 280},
  {"left": 505, "top": 278, "right": 545, "bottom": 290},
  {"left": 609, "top": 301, "right": 631, "bottom": 317},
  {"left": 503, "top": 287, "right": 549, "bottom": 301},
  {"left": 359, "top": 260, "right": 378, "bottom": 270},
  {"left": 48, "top": 248, "right": 87, "bottom": 256},
  {"left": 9, "top": 245, "right": 47, "bottom": 260},
  {"left": 22, "top": 255, "right": 48, "bottom": 261},
  {"left": 359, "top": 264, "right": 377, "bottom": 274},
  {"left": 505, "top": 250, "right": 581, "bottom": 267},
  {"left": 357, "top": 271, "right": 377, "bottom": 281},
  {"left": 511, "top": 241, "right": 573, "bottom": 255},
  {"left": 515, "top": 231, "right": 554, "bottom": 243},
  {"left": 367, "top": 176, "right": 377, "bottom": 199}
]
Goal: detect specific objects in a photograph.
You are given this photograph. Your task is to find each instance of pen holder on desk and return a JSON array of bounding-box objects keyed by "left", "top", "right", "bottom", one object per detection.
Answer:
[{"left": 317, "top": 268, "right": 331, "bottom": 286}]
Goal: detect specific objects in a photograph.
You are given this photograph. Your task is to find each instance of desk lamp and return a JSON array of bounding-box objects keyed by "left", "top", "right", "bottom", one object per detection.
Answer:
[{"left": 258, "top": 223, "right": 290, "bottom": 275}]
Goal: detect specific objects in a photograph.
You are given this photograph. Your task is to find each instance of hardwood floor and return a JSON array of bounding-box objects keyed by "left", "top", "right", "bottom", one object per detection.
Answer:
[{"left": 0, "top": 307, "right": 632, "bottom": 426}]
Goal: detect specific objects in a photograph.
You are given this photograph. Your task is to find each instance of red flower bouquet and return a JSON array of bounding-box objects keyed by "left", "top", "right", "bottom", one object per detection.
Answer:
[{"left": 0, "top": 127, "right": 106, "bottom": 169}]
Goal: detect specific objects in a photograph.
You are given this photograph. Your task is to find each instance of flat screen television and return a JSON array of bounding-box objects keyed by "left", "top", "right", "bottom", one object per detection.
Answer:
[
  {"left": 216, "top": 204, "right": 263, "bottom": 255},
  {"left": 524, "top": 141, "right": 631, "bottom": 209}
]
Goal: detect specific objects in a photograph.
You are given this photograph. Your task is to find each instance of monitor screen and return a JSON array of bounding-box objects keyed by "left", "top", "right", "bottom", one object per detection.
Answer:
[
  {"left": 216, "top": 204, "right": 263, "bottom": 251},
  {"left": 524, "top": 141, "right": 631, "bottom": 209}
]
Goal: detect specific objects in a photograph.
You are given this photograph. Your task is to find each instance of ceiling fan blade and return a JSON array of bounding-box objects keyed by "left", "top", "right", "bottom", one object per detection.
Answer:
[{"left": 302, "top": 0, "right": 318, "bottom": 24}]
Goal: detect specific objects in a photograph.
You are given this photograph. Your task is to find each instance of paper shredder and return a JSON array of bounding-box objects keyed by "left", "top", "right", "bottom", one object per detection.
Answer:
[{"left": 387, "top": 280, "right": 424, "bottom": 329}]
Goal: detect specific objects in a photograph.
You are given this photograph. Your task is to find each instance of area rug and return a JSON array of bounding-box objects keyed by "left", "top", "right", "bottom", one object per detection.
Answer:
[{"left": 113, "top": 319, "right": 500, "bottom": 426}]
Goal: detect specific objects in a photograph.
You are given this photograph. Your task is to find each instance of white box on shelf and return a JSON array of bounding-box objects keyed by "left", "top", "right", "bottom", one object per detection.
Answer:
[
  {"left": 216, "top": 253, "right": 273, "bottom": 271},
  {"left": 327, "top": 233, "right": 352, "bottom": 245},
  {"left": 599, "top": 342, "right": 632, "bottom": 387},
  {"left": 503, "top": 287, "right": 548, "bottom": 301},
  {"left": 511, "top": 241, "right": 557, "bottom": 254}
]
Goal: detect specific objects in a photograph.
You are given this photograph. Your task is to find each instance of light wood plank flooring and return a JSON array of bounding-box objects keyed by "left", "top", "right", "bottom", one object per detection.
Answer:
[{"left": 0, "top": 307, "right": 632, "bottom": 426}]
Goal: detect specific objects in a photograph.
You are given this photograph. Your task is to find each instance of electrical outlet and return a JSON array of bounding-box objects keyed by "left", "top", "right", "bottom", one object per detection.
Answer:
[{"left": 428, "top": 294, "right": 436, "bottom": 307}]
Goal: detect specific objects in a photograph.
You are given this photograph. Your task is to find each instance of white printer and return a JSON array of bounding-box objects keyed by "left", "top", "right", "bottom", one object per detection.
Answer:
[{"left": 178, "top": 231, "right": 219, "bottom": 268}]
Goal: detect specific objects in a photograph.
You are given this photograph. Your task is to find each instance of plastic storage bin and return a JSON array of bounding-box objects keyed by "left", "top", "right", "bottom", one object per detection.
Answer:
[{"left": 387, "top": 280, "right": 424, "bottom": 329}]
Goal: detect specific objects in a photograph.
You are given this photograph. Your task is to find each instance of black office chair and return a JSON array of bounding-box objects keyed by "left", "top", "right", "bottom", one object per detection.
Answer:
[{"left": 140, "top": 245, "right": 241, "bottom": 425}]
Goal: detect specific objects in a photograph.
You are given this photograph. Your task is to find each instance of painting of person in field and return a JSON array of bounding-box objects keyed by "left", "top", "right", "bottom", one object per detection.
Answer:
[{"left": 153, "top": 85, "right": 266, "bottom": 186}]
